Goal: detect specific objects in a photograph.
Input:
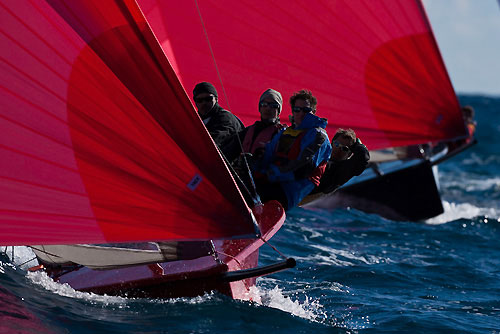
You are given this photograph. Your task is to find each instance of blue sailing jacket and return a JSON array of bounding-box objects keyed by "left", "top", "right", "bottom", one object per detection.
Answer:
[{"left": 257, "top": 112, "right": 332, "bottom": 209}]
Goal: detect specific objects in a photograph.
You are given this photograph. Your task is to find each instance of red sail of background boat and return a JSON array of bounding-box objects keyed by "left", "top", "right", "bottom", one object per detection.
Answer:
[
  {"left": 0, "top": 0, "right": 258, "bottom": 246},
  {"left": 138, "top": 0, "right": 468, "bottom": 150}
]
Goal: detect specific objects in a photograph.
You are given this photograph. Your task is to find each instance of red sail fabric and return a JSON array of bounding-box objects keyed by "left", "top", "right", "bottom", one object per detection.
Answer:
[
  {"left": 0, "top": 0, "right": 256, "bottom": 246},
  {"left": 138, "top": 0, "right": 467, "bottom": 150}
]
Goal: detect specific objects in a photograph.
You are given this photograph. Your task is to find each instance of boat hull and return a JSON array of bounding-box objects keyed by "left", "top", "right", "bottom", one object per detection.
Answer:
[
  {"left": 38, "top": 201, "right": 286, "bottom": 300},
  {"left": 305, "top": 160, "right": 443, "bottom": 221}
]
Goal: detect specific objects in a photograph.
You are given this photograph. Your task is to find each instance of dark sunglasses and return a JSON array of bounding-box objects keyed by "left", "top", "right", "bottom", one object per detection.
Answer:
[
  {"left": 194, "top": 95, "right": 214, "bottom": 103},
  {"left": 259, "top": 102, "right": 280, "bottom": 109},
  {"left": 333, "top": 141, "right": 350, "bottom": 152},
  {"left": 292, "top": 106, "right": 313, "bottom": 113}
]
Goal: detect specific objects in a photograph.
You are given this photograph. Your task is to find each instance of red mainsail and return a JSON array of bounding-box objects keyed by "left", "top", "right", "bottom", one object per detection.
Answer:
[
  {"left": 139, "top": 0, "right": 467, "bottom": 150},
  {"left": 0, "top": 0, "right": 257, "bottom": 245}
]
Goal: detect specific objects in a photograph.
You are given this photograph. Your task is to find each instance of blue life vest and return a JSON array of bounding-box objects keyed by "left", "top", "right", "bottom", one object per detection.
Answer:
[{"left": 257, "top": 113, "right": 332, "bottom": 208}]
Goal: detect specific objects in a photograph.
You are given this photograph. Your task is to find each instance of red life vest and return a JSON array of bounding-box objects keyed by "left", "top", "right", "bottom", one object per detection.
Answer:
[{"left": 242, "top": 123, "right": 283, "bottom": 155}]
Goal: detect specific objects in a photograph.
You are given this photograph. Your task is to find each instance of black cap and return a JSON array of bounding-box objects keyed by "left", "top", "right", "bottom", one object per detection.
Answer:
[{"left": 193, "top": 82, "right": 218, "bottom": 99}]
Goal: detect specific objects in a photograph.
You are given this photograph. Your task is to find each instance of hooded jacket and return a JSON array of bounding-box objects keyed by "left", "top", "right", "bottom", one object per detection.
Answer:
[{"left": 257, "top": 112, "right": 332, "bottom": 209}]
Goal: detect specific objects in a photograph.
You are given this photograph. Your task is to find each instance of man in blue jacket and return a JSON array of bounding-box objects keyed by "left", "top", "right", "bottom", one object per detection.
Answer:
[{"left": 255, "top": 90, "right": 332, "bottom": 210}]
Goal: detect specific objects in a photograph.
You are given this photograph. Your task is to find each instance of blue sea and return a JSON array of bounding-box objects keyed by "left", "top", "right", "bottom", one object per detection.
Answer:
[{"left": 1, "top": 95, "right": 499, "bottom": 334}]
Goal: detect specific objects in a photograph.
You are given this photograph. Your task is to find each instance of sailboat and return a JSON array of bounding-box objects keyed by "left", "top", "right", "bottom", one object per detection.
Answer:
[
  {"left": 135, "top": 0, "right": 474, "bottom": 221},
  {"left": 1, "top": 0, "right": 472, "bottom": 298},
  {"left": 0, "top": 0, "right": 293, "bottom": 299}
]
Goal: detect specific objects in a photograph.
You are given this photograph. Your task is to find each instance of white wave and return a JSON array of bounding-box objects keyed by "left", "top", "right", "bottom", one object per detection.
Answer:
[
  {"left": 461, "top": 152, "right": 500, "bottom": 166},
  {"left": 426, "top": 200, "right": 500, "bottom": 225},
  {"left": 293, "top": 244, "right": 391, "bottom": 267},
  {"left": 27, "top": 271, "right": 129, "bottom": 305},
  {"left": 444, "top": 176, "right": 500, "bottom": 192},
  {"left": 298, "top": 225, "right": 324, "bottom": 240},
  {"left": 241, "top": 284, "right": 328, "bottom": 323}
]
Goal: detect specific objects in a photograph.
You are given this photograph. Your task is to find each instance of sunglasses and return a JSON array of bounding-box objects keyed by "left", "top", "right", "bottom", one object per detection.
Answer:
[
  {"left": 292, "top": 106, "right": 313, "bottom": 113},
  {"left": 259, "top": 102, "right": 280, "bottom": 109},
  {"left": 333, "top": 141, "right": 350, "bottom": 152},
  {"left": 194, "top": 95, "right": 214, "bottom": 103}
]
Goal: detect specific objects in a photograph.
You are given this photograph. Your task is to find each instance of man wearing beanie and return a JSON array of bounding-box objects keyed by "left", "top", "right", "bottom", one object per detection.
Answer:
[{"left": 193, "top": 82, "right": 244, "bottom": 147}]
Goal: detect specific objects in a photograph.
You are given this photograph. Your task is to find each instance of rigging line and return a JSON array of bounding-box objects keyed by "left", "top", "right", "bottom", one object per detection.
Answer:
[
  {"left": 219, "top": 146, "right": 260, "bottom": 205},
  {"left": 194, "top": 0, "right": 231, "bottom": 112},
  {"left": 29, "top": 246, "right": 64, "bottom": 259},
  {"left": 214, "top": 250, "right": 251, "bottom": 290},
  {"left": 214, "top": 250, "right": 241, "bottom": 268},
  {"left": 195, "top": 1, "right": 259, "bottom": 202},
  {"left": 241, "top": 153, "right": 261, "bottom": 204},
  {"left": 193, "top": 0, "right": 257, "bottom": 183},
  {"left": 193, "top": 0, "right": 255, "bottom": 175},
  {"left": 259, "top": 237, "right": 288, "bottom": 260},
  {"left": 17, "top": 257, "right": 38, "bottom": 268}
]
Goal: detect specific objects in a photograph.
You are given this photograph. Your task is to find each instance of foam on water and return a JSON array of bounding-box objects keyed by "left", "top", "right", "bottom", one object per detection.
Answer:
[
  {"left": 244, "top": 283, "right": 329, "bottom": 324},
  {"left": 426, "top": 200, "right": 500, "bottom": 225},
  {"left": 290, "top": 243, "right": 391, "bottom": 267},
  {"left": 3, "top": 246, "right": 330, "bottom": 323},
  {"left": 26, "top": 271, "right": 129, "bottom": 305},
  {"left": 462, "top": 152, "right": 500, "bottom": 166},
  {"left": 445, "top": 176, "right": 500, "bottom": 192}
]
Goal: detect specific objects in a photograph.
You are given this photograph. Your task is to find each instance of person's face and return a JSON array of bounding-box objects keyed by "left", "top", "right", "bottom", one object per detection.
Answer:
[
  {"left": 259, "top": 98, "right": 280, "bottom": 122},
  {"left": 331, "top": 136, "right": 351, "bottom": 160},
  {"left": 292, "top": 99, "right": 314, "bottom": 127},
  {"left": 194, "top": 93, "right": 216, "bottom": 116}
]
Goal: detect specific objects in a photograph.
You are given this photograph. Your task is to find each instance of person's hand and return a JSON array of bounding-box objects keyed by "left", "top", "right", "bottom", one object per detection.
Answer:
[{"left": 350, "top": 137, "right": 362, "bottom": 150}]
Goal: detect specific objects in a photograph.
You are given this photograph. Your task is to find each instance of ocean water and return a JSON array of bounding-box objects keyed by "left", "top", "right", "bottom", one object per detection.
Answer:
[{"left": 1, "top": 95, "right": 499, "bottom": 334}]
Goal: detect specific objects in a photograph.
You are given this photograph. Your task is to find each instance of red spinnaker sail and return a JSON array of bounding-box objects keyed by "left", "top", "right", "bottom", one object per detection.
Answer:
[
  {"left": 139, "top": 0, "right": 467, "bottom": 150},
  {"left": 0, "top": 0, "right": 257, "bottom": 245}
]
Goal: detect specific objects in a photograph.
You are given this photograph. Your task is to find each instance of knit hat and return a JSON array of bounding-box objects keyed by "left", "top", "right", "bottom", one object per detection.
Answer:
[
  {"left": 259, "top": 88, "right": 282, "bottom": 113},
  {"left": 193, "top": 82, "right": 218, "bottom": 98}
]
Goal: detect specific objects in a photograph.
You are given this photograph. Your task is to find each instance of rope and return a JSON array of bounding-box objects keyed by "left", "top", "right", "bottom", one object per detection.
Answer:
[
  {"left": 194, "top": 1, "right": 260, "bottom": 204},
  {"left": 29, "top": 246, "right": 63, "bottom": 259},
  {"left": 194, "top": 0, "right": 231, "bottom": 111},
  {"left": 214, "top": 250, "right": 252, "bottom": 290},
  {"left": 260, "top": 237, "right": 288, "bottom": 260},
  {"left": 218, "top": 148, "right": 254, "bottom": 199},
  {"left": 214, "top": 250, "right": 242, "bottom": 268},
  {"left": 17, "top": 257, "right": 38, "bottom": 268}
]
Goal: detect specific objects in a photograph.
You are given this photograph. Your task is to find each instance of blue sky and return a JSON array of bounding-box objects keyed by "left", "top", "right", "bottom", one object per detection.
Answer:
[{"left": 423, "top": 0, "right": 500, "bottom": 96}]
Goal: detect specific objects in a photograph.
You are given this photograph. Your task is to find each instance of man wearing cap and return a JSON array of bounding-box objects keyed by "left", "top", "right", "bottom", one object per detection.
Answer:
[
  {"left": 193, "top": 82, "right": 244, "bottom": 147},
  {"left": 222, "top": 88, "right": 285, "bottom": 163}
]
